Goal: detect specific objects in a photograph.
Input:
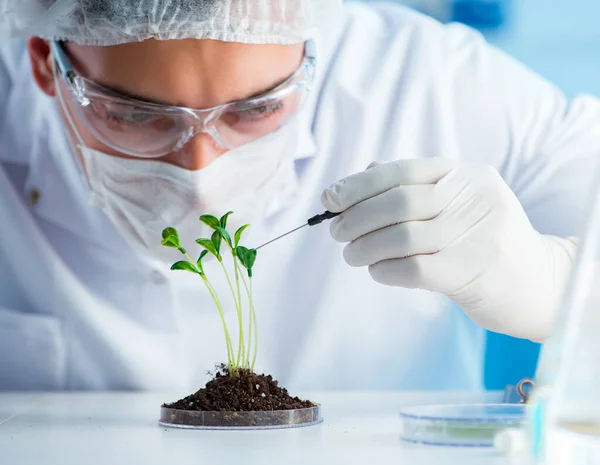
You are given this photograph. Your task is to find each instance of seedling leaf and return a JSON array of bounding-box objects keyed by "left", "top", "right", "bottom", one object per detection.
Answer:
[
  {"left": 196, "top": 238, "right": 219, "bottom": 257},
  {"left": 236, "top": 246, "right": 257, "bottom": 277},
  {"left": 199, "top": 215, "right": 220, "bottom": 230},
  {"left": 162, "top": 227, "right": 179, "bottom": 240},
  {"left": 234, "top": 224, "right": 250, "bottom": 248},
  {"left": 211, "top": 230, "right": 222, "bottom": 254},
  {"left": 161, "top": 235, "right": 179, "bottom": 248},
  {"left": 215, "top": 227, "right": 233, "bottom": 249},
  {"left": 220, "top": 211, "right": 234, "bottom": 229},
  {"left": 246, "top": 248, "right": 257, "bottom": 269},
  {"left": 236, "top": 246, "right": 248, "bottom": 265},
  {"left": 171, "top": 261, "right": 200, "bottom": 275},
  {"left": 196, "top": 250, "right": 209, "bottom": 273},
  {"left": 236, "top": 246, "right": 256, "bottom": 268},
  {"left": 161, "top": 228, "right": 186, "bottom": 253}
]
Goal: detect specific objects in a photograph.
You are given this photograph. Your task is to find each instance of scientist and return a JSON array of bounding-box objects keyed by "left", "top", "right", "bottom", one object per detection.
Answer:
[{"left": 0, "top": 0, "right": 597, "bottom": 391}]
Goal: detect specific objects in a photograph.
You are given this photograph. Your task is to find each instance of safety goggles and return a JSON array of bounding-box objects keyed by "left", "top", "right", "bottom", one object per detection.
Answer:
[{"left": 50, "top": 40, "right": 316, "bottom": 158}]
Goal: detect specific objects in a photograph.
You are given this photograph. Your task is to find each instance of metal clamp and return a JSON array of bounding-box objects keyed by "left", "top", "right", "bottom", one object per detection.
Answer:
[
  {"left": 516, "top": 378, "right": 535, "bottom": 403},
  {"left": 503, "top": 377, "right": 536, "bottom": 404}
]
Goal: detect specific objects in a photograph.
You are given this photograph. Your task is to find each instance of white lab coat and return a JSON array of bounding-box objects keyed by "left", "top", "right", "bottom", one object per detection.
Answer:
[{"left": 1, "top": 3, "right": 599, "bottom": 392}]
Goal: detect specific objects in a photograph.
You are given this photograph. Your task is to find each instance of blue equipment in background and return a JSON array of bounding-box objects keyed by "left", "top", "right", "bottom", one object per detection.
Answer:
[
  {"left": 484, "top": 332, "right": 541, "bottom": 390},
  {"left": 356, "top": 0, "right": 510, "bottom": 31},
  {"left": 451, "top": 0, "right": 509, "bottom": 29}
]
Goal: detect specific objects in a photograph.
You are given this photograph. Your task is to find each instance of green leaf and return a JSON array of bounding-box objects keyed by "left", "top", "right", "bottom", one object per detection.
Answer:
[
  {"left": 170, "top": 261, "right": 200, "bottom": 274},
  {"left": 236, "top": 246, "right": 257, "bottom": 277},
  {"left": 235, "top": 246, "right": 251, "bottom": 268},
  {"left": 246, "top": 248, "right": 257, "bottom": 269},
  {"left": 236, "top": 246, "right": 246, "bottom": 268},
  {"left": 161, "top": 227, "right": 185, "bottom": 253},
  {"left": 196, "top": 250, "right": 209, "bottom": 273},
  {"left": 236, "top": 245, "right": 247, "bottom": 261},
  {"left": 211, "top": 230, "right": 222, "bottom": 255},
  {"left": 234, "top": 224, "right": 250, "bottom": 248},
  {"left": 196, "top": 238, "right": 219, "bottom": 258},
  {"left": 220, "top": 211, "right": 234, "bottom": 229},
  {"left": 161, "top": 235, "right": 180, "bottom": 249},
  {"left": 161, "top": 233, "right": 186, "bottom": 254},
  {"left": 215, "top": 227, "right": 233, "bottom": 249},
  {"left": 162, "top": 227, "right": 179, "bottom": 240},
  {"left": 199, "top": 215, "right": 220, "bottom": 230},
  {"left": 237, "top": 246, "right": 258, "bottom": 269}
]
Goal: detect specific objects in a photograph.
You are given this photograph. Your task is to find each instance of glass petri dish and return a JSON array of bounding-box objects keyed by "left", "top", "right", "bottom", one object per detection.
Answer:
[
  {"left": 399, "top": 403, "right": 527, "bottom": 447},
  {"left": 159, "top": 404, "right": 323, "bottom": 430}
]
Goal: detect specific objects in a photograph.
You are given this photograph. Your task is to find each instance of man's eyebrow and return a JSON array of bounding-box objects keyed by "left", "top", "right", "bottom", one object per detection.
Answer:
[
  {"left": 231, "top": 73, "right": 295, "bottom": 102},
  {"left": 93, "top": 72, "right": 292, "bottom": 109},
  {"left": 63, "top": 51, "right": 177, "bottom": 106},
  {"left": 94, "top": 81, "right": 181, "bottom": 107}
]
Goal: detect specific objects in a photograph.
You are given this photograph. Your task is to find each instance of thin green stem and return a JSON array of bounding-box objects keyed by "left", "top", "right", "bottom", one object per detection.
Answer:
[
  {"left": 185, "top": 251, "right": 234, "bottom": 368},
  {"left": 203, "top": 276, "right": 235, "bottom": 370},
  {"left": 237, "top": 263, "right": 250, "bottom": 290},
  {"left": 232, "top": 258, "right": 246, "bottom": 369},
  {"left": 220, "top": 260, "right": 245, "bottom": 369},
  {"left": 245, "top": 285, "right": 253, "bottom": 369},
  {"left": 250, "top": 278, "right": 258, "bottom": 371},
  {"left": 239, "top": 268, "right": 258, "bottom": 372},
  {"left": 184, "top": 252, "right": 196, "bottom": 266},
  {"left": 219, "top": 261, "right": 239, "bottom": 307}
]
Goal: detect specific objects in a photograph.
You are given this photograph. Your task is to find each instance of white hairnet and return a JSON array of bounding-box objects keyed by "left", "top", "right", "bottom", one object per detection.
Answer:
[{"left": 0, "top": 0, "right": 340, "bottom": 46}]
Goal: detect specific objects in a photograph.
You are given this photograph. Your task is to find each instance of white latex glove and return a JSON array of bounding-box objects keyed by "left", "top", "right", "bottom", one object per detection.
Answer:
[{"left": 321, "top": 158, "right": 578, "bottom": 341}]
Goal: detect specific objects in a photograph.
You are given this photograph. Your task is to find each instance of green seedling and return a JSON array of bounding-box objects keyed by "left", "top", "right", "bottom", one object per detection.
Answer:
[{"left": 161, "top": 212, "right": 258, "bottom": 375}]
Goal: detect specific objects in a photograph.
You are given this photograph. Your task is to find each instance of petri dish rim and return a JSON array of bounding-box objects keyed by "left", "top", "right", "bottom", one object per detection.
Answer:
[
  {"left": 159, "top": 403, "right": 323, "bottom": 430},
  {"left": 399, "top": 403, "right": 527, "bottom": 424}
]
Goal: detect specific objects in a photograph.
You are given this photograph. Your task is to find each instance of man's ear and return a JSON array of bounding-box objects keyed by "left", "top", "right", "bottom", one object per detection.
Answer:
[{"left": 27, "top": 37, "right": 56, "bottom": 97}]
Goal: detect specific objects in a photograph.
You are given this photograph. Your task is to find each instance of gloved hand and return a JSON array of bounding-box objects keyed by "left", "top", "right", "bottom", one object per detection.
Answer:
[{"left": 321, "top": 158, "right": 578, "bottom": 341}]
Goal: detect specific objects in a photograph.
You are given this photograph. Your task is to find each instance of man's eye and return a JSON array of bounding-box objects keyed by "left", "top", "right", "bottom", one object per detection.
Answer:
[
  {"left": 88, "top": 101, "right": 154, "bottom": 125},
  {"left": 241, "top": 101, "right": 285, "bottom": 119},
  {"left": 106, "top": 109, "right": 153, "bottom": 124}
]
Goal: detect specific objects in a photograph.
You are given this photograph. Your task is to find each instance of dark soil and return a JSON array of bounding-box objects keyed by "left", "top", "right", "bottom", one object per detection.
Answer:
[{"left": 163, "top": 365, "right": 315, "bottom": 412}]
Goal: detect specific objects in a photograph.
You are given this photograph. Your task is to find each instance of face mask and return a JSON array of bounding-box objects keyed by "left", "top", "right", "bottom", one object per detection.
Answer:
[{"left": 55, "top": 74, "right": 300, "bottom": 266}]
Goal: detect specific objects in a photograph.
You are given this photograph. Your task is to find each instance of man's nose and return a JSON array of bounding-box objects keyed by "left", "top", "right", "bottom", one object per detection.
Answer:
[{"left": 162, "top": 132, "right": 228, "bottom": 170}]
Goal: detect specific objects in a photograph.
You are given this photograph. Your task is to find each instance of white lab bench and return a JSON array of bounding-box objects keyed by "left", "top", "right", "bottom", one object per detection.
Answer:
[{"left": 0, "top": 391, "right": 531, "bottom": 465}]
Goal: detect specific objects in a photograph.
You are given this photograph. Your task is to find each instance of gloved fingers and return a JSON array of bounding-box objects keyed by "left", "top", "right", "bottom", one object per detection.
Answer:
[
  {"left": 342, "top": 220, "right": 445, "bottom": 267},
  {"left": 321, "top": 158, "right": 456, "bottom": 213},
  {"left": 330, "top": 184, "right": 443, "bottom": 242},
  {"left": 368, "top": 255, "right": 438, "bottom": 289}
]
